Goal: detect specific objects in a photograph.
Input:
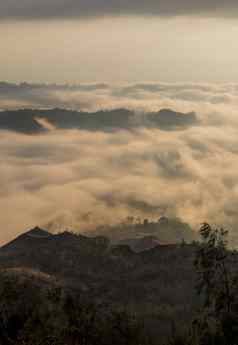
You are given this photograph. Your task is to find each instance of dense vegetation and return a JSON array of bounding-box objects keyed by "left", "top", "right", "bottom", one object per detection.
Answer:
[
  {"left": 0, "top": 224, "right": 237, "bottom": 344},
  {"left": 170, "top": 224, "right": 238, "bottom": 345},
  {"left": 0, "top": 274, "right": 151, "bottom": 345}
]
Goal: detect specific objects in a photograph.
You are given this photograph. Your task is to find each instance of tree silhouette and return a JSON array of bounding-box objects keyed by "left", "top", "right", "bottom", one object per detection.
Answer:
[{"left": 193, "top": 223, "right": 238, "bottom": 345}]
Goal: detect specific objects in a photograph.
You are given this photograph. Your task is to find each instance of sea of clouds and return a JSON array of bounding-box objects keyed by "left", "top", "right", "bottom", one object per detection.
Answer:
[{"left": 1, "top": 82, "right": 238, "bottom": 244}]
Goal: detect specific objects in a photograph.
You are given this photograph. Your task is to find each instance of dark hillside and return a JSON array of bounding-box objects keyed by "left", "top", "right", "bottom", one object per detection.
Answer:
[{"left": 0, "top": 227, "right": 198, "bottom": 339}]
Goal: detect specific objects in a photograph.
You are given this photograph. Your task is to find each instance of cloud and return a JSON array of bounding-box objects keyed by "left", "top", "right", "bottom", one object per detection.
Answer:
[
  {"left": 0, "top": 0, "right": 238, "bottom": 20},
  {"left": 1, "top": 82, "right": 238, "bottom": 245},
  {"left": 1, "top": 81, "right": 238, "bottom": 111}
]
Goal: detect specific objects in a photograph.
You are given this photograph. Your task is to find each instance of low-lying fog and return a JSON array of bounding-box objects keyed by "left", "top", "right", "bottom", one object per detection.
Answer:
[{"left": 1, "top": 82, "right": 238, "bottom": 245}]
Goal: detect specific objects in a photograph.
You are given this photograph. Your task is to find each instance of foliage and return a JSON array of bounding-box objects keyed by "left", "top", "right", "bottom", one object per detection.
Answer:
[
  {"left": 169, "top": 223, "right": 238, "bottom": 345},
  {"left": 188, "top": 223, "right": 238, "bottom": 345},
  {"left": 0, "top": 275, "right": 153, "bottom": 345}
]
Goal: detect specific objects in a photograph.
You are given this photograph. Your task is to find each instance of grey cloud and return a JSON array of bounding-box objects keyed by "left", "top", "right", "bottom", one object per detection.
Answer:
[
  {"left": 1, "top": 82, "right": 238, "bottom": 114},
  {"left": 153, "top": 151, "right": 192, "bottom": 180},
  {"left": 0, "top": 0, "right": 238, "bottom": 20},
  {"left": 99, "top": 193, "right": 165, "bottom": 213},
  {"left": 0, "top": 82, "right": 109, "bottom": 111}
]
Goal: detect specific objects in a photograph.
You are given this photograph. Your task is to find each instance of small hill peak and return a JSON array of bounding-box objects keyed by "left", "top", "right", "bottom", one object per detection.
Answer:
[{"left": 26, "top": 227, "right": 51, "bottom": 238}]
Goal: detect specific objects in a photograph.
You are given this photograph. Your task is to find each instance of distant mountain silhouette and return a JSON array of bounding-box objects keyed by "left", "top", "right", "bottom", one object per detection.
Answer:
[{"left": 0, "top": 108, "right": 198, "bottom": 134}]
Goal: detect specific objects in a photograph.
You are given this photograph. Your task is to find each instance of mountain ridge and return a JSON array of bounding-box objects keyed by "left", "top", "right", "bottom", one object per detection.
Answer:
[{"left": 0, "top": 107, "right": 198, "bottom": 134}]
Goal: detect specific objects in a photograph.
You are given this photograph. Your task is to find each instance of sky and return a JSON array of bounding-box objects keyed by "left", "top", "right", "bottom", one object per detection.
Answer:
[{"left": 0, "top": 0, "right": 238, "bottom": 83}]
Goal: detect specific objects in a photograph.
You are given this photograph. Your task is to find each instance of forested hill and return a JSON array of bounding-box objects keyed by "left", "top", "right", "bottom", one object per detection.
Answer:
[{"left": 0, "top": 226, "right": 198, "bottom": 340}]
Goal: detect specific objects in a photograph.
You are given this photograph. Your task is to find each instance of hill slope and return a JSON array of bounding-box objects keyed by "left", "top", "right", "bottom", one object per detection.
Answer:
[{"left": 0, "top": 227, "right": 198, "bottom": 338}]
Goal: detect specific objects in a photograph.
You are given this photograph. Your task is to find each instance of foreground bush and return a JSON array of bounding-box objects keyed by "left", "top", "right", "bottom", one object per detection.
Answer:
[{"left": 0, "top": 273, "right": 153, "bottom": 345}]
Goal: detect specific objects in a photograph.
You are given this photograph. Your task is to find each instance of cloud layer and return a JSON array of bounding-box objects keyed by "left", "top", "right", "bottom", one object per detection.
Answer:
[
  {"left": 0, "top": 0, "right": 238, "bottom": 20},
  {"left": 1, "top": 82, "right": 238, "bottom": 245}
]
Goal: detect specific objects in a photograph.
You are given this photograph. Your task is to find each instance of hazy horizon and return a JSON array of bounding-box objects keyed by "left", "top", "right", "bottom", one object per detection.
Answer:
[{"left": 1, "top": 16, "right": 238, "bottom": 84}]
